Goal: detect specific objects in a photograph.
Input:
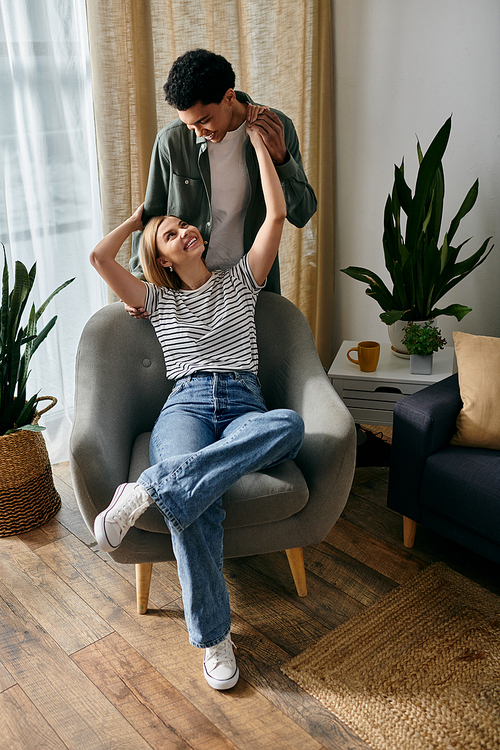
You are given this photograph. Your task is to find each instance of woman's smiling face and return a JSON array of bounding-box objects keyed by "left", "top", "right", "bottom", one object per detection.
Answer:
[{"left": 155, "top": 216, "right": 204, "bottom": 270}]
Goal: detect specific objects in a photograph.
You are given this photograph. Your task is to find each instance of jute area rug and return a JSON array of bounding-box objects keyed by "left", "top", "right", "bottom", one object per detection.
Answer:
[{"left": 282, "top": 563, "right": 500, "bottom": 750}]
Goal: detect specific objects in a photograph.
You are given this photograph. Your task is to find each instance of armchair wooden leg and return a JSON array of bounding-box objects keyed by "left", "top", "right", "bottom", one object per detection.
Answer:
[
  {"left": 285, "top": 547, "right": 307, "bottom": 597},
  {"left": 403, "top": 516, "right": 417, "bottom": 548},
  {"left": 136, "top": 563, "right": 153, "bottom": 614}
]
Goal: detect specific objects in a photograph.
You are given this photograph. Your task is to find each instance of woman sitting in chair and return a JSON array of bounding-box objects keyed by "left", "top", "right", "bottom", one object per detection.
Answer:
[{"left": 89, "top": 106, "right": 305, "bottom": 691}]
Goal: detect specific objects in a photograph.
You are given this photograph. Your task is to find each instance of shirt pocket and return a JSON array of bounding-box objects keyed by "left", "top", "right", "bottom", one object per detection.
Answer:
[{"left": 168, "top": 173, "right": 206, "bottom": 225}]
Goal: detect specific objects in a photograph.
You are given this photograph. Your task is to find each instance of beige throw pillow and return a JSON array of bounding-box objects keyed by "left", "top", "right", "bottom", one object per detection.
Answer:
[{"left": 451, "top": 331, "right": 500, "bottom": 450}]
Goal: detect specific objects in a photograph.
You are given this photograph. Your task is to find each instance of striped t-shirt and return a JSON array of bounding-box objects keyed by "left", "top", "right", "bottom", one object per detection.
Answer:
[{"left": 143, "top": 254, "right": 265, "bottom": 380}]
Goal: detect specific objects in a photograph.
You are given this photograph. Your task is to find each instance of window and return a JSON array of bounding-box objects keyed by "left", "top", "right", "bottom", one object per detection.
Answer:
[{"left": 0, "top": 0, "right": 106, "bottom": 461}]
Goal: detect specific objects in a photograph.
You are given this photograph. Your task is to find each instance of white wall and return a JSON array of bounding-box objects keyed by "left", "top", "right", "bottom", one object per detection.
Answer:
[{"left": 332, "top": 0, "right": 500, "bottom": 355}]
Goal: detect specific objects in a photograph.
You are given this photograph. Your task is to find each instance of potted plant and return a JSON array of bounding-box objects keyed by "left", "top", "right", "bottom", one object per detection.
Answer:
[
  {"left": 1, "top": 245, "right": 74, "bottom": 536},
  {"left": 341, "top": 116, "right": 494, "bottom": 354},
  {"left": 402, "top": 320, "right": 447, "bottom": 375}
]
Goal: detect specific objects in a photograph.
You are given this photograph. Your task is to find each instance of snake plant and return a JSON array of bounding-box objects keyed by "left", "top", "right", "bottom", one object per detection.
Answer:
[
  {"left": 341, "top": 116, "right": 494, "bottom": 325},
  {"left": 0, "top": 245, "right": 74, "bottom": 435}
]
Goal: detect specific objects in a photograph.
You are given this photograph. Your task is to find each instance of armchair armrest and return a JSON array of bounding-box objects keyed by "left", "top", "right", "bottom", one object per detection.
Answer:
[
  {"left": 387, "top": 373, "right": 461, "bottom": 520},
  {"left": 69, "top": 303, "right": 169, "bottom": 531},
  {"left": 256, "top": 293, "right": 356, "bottom": 544}
]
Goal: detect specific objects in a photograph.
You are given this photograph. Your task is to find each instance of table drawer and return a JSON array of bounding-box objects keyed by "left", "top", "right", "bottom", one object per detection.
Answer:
[
  {"left": 338, "top": 378, "right": 423, "bottom": 396},
  {"left": 348, "top": 406, "right": 394, "bottom": 425},
  {"left": 344, "top": 394, "right": 406, "bottom": 410}
]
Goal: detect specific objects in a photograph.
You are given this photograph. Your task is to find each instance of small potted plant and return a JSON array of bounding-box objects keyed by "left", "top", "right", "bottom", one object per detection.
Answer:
[{"left": 402, "top": 320, "right": 447, "bottom": 374}]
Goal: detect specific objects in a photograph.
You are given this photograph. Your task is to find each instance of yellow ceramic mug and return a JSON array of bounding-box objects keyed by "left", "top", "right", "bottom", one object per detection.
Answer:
[{"left": 347, "top": 341, "right": 380, "bottom": 372}]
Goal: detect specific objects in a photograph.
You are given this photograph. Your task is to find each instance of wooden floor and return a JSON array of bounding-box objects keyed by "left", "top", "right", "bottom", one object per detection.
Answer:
[{"left": 1, "top": 456, "right": 499, "bottom": 750}]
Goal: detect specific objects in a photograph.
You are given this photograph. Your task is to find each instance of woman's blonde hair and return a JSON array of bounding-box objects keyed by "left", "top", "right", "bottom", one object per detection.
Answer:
[{"left": 139, "top": 215, "right": 183, "bottom": 290}]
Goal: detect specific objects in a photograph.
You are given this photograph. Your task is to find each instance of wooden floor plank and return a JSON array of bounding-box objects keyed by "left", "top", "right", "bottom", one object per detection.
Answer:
[
  {"left": 229, "top": 613, "right": 372, "bottom": 750},
  {"left": 224, "top": 558, "right": 332, "bottom": 656},
  {"left": 52, "top": 462, "right": 74, "bottom": 486},
  {"left": 101, "top": 557, "right": 183, "bottom": 609},
  {"left": 350, "top": 473, "right": 390, "bottom": 509},
  {"left": 52, "top": 473, "right": 97, "bottom": 547},
  {"left": 343, "top": 492, "right": 500, "bottom": 594},
  {"left": 0, "top": 580, "right": 153, "bottom": 750},
  {"left": 0, "top": 536, "right": 112, "bottom": 654},
  {"left": 0, "top": 660, "right": 16, "bottom": 693},
  {"left": 73, "top": 632, "right": 239, "bottom": 750},
  {"left": 233, "top": 551, "right": 364, "bottom": 631},
  {"left": 303, "top": 542, "right": 397, "bottom": 604},
  {"left": 325, "top": 516, "right": 424, "bottom": 584},
  {"left": 17, "top": 517, "right": 70, "bottom": 551},
  {"left": 0, "top": 684, "right": 67, "bottom": 750}
]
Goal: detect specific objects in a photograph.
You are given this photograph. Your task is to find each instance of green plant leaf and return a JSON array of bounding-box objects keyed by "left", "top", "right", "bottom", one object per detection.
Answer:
[
  {"left": 406, "top": 117, "right": 451, "bottom": 251},
  {"left": 430, "top": 303, "right": 472, "bottom": 321},
  {"left": 447, "top": 180, "right": 478, "bottom": 244},
  {"left": 427, "top": 164, "right": 444, "bottom": 243},
  {"left": 34, "top": 277, "right": 75, "bottom": 323},
  {"left": 434, "top": 237, "right": 493, "bottom": 302},
  {"left": 421, "top": 236, "right": 441, "bottom": 318},
  {"left": 380, "top": 309, "right": 409, "bottom": 325},
  {"left": 394, "top": 165, "right": 412, "bottom": 216},
  {"left": 340, "top": 266, "right": 395, "bottom": 311},
  {"left": 5, "top": 423, "right": 45, "bottom": 435}
]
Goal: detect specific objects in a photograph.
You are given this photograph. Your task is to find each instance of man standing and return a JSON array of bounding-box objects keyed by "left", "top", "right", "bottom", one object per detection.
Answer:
[{"left": 128, "top": 48, "right": 316, "bottom": 306}]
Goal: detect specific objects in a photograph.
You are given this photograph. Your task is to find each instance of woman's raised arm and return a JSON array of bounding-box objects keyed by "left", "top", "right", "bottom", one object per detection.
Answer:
[
  {"left": 246, "top": 108, "right": 287, "bottom": 286},
  {"left": 90, "top": 204, "right": 147, "bottom": 309}
]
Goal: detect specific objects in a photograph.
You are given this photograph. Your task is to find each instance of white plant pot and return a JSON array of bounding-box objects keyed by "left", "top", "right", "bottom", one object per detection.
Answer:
[
  {"left": 387, "top": 320, "right": 410, "bottom": 357},
  {"left": 410, "top": 353, "right": 433, "bottom": 375}
]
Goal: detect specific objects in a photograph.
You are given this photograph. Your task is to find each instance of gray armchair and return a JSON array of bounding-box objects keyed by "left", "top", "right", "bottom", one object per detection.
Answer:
[{"left": 70, "top": 292, "right": 356, "bottom": 612}]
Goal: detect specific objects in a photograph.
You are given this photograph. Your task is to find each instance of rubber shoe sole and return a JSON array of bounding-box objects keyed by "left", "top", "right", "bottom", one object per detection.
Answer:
[{"left": 203, "top": 662, "right": 239, "bottom": 690}]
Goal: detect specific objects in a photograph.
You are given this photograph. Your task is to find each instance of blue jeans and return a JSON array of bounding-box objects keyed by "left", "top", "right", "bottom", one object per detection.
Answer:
[{"left": 137, "top": 372, "right": 304, "bottom": 648}]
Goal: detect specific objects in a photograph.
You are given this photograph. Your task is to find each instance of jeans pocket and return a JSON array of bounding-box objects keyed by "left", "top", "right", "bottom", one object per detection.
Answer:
[
  {"left": 168, "top": 379, "right": 188, "bottom": 399},
  {"left": 239, "top": 374, "right": 266, "bottom": 405}
]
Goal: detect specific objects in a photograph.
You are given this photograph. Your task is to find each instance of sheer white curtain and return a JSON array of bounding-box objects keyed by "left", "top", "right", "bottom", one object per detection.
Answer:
[{"left": 0, "top": 0, "right": 106, "bottom": 462}]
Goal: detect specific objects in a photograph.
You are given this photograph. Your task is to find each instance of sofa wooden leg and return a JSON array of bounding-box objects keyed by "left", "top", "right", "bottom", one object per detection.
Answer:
[
  {"left": 403, "top": 516, "right": 417, "bottom": 548},
  {"left": 136, "top": 563, "right": 153, "bottom": 614},
  {"left": 286, "top": 547, "right": 307, "bottom": 597}
]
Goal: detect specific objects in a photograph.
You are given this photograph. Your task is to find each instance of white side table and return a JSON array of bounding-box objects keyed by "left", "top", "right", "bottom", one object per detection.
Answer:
[{"left": 328, "top": 341, "right": 456, "bottom": 426}]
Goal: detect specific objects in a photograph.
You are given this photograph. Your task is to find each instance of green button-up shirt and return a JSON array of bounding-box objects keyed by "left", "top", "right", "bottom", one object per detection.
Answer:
[{"left": 130, "top": 91, "right": 317, "bottom": 293}]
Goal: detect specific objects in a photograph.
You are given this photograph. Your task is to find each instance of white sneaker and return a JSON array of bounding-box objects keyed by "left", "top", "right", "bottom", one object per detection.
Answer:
[
  {"left": 94, "top": 483, "right": 151, "bottom": 552},
  {"left": 203, "top": 635, "right": 239, "bottom": 690}
]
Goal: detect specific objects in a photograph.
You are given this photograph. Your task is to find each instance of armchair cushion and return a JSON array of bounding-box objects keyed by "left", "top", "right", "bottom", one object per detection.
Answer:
[
  {"left": 129, "top": 431, "right": 309, "bottom": 532},
  {"left": 451, "top": 331, "right": 500, "bottom": 450},
  {"left": 421, "top": 446, "right": 500, "bottom": 546}
]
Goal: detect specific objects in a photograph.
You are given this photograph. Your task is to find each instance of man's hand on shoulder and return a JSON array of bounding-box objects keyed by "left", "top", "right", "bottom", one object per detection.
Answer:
[
  {"left": 246, "top": 105, "right": 288, "bottom": 166},
  {"left": 123, "top": 301, "right": 149, "bottom": 319}
]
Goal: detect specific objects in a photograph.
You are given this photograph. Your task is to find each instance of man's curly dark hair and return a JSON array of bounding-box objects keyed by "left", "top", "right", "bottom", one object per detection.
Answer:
[{"left": 163, "top": 49, "right": 236, "bottom": 111}]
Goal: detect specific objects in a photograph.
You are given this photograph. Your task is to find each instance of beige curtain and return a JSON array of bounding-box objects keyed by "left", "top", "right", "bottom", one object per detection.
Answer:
[{"left": 86, "top": 0, "right": 335, "bottom": 365}]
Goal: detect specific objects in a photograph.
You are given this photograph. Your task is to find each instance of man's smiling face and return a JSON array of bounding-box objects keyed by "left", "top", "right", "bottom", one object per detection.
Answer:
[{"left": 177, "top": 89, "right": 237, "bottom": 143}]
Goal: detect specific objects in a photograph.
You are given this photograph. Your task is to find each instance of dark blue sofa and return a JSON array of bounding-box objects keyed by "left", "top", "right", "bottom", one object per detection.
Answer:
[{"left": 387, "top": 374, "right": 500, "bottom": 564}]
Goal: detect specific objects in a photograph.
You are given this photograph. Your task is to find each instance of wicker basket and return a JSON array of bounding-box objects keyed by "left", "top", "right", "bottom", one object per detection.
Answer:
[{"left": 0, "top": 397, "right": 61, "bottom": 537}]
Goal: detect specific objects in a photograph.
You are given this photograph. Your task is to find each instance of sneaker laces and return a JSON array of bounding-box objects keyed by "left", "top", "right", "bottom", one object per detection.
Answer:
[
  {"left": 205, "top": 637, "right": 236, "bottom": 669},
  {"left": 108, "top": 489, "right": 148, "bottom": 527}
]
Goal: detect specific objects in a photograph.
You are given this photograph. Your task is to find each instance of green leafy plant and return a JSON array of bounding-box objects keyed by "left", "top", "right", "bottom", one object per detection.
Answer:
[
  {"left": 1, "top": 245, "right": 74, "bottom": 435},
  {"left": 402, "top": 320, "right": 447, "bottom": 356},
  {"left": 341, "top": 116, "right": 494, "bottom": 325}
]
